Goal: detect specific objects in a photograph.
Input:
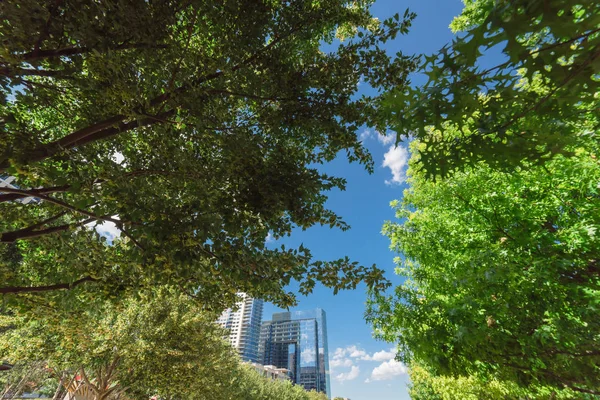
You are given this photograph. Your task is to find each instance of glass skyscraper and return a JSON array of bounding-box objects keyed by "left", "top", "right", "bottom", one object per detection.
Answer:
[
  {"left": 216, "top": 293, "right": 264, "bottom": 363},
  {"left": 258, "top": 308, "right": 330, "bottom": 398}
]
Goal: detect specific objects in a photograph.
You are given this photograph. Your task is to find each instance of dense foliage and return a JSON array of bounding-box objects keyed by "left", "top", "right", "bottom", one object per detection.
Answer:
[
  {"left": 382, "top": 0, "right": 600, "bottom": 177},
  {"left": 232, "top": 365, "right": 328, "bottom": 400},
  {"left": 407, "top": 364, "right": 579, "bottom": 400},
  {"left": 0, "top": 289, "right": 329, "bottom": 400},
  {"left": 368, "top": 142, "right": 600, "bottom": 394},
  {"left": 0, "top": 0, "right": 417, "bottom": 311},
  {"left": 1, "top": 290, "right": 239, "bottom": 399},
  {"left": 368, "top": 0, "right": 600, "bottom": 397}
]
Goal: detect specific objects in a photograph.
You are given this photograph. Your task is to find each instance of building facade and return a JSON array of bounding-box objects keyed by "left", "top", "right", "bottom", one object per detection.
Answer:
[
  {"left": 0, "top": 175, "right": 36, "bottom": 204},
  {"left": 258, "top": 309, "right": 330, "bottom": 398},
  {"left": 216, "top": 293, "right": 264, "bottom": 363},
  {"left": 248, "top": 362, "right": 291, "bottom": 382}
]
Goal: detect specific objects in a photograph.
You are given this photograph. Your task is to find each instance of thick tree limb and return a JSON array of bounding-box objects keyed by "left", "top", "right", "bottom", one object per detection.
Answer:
[
  {"left": 0, "top": 188, "right": 131, "bottom": 234},
  {"left": 31, "top": 0, "right": 64, "bottom": 60},
  {"left": 0, "top": 217, "right": 94, "bottom": 243},
  {"left": 0, "top": 111, "right": 175, "bottom": 169},
  {"left": 0, "top": 276, "right": 97, "bottom": 294},
  {"left": 54, "top": 115, "right": 128, "bottom": 149},
  {"left": 20, "top": 43, "right": 169, "bottom": 62},
  {"left": 206, "top": 89, "right": 296, "bottom": 102},
  {"left": 0, "top": 185, "right": 69, "bottom": 203},
  {"left": 0, "top": 66, "right": 68, "bottom": 78},
  {"left": 0, "top": 23, "right": 305, "bottom": 172}
]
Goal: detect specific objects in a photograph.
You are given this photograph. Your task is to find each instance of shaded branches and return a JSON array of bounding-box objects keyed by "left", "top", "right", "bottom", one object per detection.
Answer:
[{"left": 0, "top": 276, "right": 97, "bottom": 294}]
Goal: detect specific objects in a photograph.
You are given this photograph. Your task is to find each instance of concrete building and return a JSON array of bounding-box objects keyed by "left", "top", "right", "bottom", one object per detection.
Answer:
[
  {"left": 258, "top": 309, "right": 330, "bottom": 398},
  {"left": 248, "top": 362, "right": 291, "bottom": 382},
  {"left": 216, "top": 293, "right": 264, "bottom": 363}
]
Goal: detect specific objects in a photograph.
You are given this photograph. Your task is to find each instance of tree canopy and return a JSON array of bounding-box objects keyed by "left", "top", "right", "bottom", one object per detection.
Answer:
[
  {"left": 1, "top": 290, "right": 239, "bottom": 399},
  {"left": 1, "top": 289, "right": 330, "bottom": 400},
  {"left": 368, "top": 1, "right": 600, "bottom": 396},
  {"left": 381, "top": 0, "right": 600, "bottom": 177},
  {"left": 0, "top": 0, "right": 417, "bottom": 310},
  {"left": 367, "top": 141, "right": 600, "bottom": 395},
  {"left": 407, "top": 364, "right": 579, "bottom": 400}
]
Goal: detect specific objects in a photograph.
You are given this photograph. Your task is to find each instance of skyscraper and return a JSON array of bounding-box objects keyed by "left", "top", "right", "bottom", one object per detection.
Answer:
[
  {"left": 258, "top": 309, "right": 330, "bottom": 398},
  {"left": 216, "top": 293, "right": 264, "bottom": 363},
  {"left": 0, "top": 175, "right": 35, "bottom": 204}
]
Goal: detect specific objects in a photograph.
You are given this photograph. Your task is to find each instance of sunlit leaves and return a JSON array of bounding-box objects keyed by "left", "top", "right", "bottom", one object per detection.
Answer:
[
  {"left": 0, "top": 0, "right": 414, "bottom": 312},
  {"left": 382, "top": 0, "right": 600, "bottom": 178},
  {"left": 367, "top": 142, "right": 600, "bottom": 394}
]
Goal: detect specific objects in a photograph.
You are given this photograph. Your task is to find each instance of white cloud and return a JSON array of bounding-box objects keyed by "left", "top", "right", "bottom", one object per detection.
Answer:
[
  {"left": 371, "top": 349, "right": 395, "bottom": 362},
  {"left": 335, "top": 365, "right": 360, "bottom": 382},
  {"left": 333, "top": 345, "right": 396, "bottom": 362},
  {"left": 112, "top": 151, "right": 125, "bottom": 165},
  {"left": 265, "top": 232, "right": 274, "bottom": 243},
  {"left": 382, "top": 144, "right": 409, "bottom": 185},
  {"left": 377, "top": 131, "right": 396, "bottom": 145},
  {"left": 87, "top": 219, "right": 121, "bottom": 242},
  {"left": 369, "top": 360, "right": 408, "bottom": 381},
  {"left": 301, "top": 348, "right": 316, "bottom": 364},
  {"left": 347, "top": 345, "right": 369, "bottom": 359},
  {"left": 359, "top": 129, "right": 397, "bottom": 146},
  {"left": 330, "top": 358, "right": 353, "bottom": 368},
  {"left": 333, "top": 347, "right": 347, "bottom": 359},
  {"left": 359, "top": 129, "right": 372, "bottom": 141}
]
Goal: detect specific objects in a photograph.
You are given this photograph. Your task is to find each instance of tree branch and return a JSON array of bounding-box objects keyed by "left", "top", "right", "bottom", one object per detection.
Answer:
[
  {"left": 0, "top": 21, "right": 305, "bottom": 171},
  {"left": 0, "top": 185, "right": 69, "bottom": 203},
  {"left": 14, "top": 210, "right": 67, "bottom": 231},
  {"left": 0, "top": 217, "right": 94, "bottom": 243},
  {"left": 0, "top": 66, "right": 69, "bottom": 78},
  {"left": 53, "top": 115, "right": 128, "bottom": 149},
  {"left": 31, "top": 0, "right": 64, "bottom": 60},
  {"left": 1, "top": 111, "right": 176, "bottom": 170},
  {"left": 0, "top": 276, "right": 97, "bottom": 294},
  {"left": 0, "top": 187, "right": 124, "bottom": 226},
  {"left": 20, "top": 43, "right": 169, "bottom": 62},
  {"left": 119, "top": 227, "right": 144, "bottom": 251},
  {"left": 206, "top": 89, "right": 295, "bottom": 102}
]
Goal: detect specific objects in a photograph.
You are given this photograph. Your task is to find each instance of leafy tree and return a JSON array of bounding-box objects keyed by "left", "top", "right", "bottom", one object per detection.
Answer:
[
  {"left": 367, "top": 140, "right": 600, "bottom": 395},
  {"left": 0, "top": 362, "right": 57, "bottom": 399},
  {"left": 381, "top": 0, "right": 600, "bottom": 177},
  {"left": 1, "top": 289, "right": 332, "bottom": 400},
  {"left": 306, "top": 390, "right": 329, "bottom": 400},
  {"left": 408, "top": 364, "right": 579, "bottom": 400},
  {"left": 0, "top": 0, "right": 416, "bottom": 310},
  {"left": 1, "top": 290, "right": 241, "bottom": 399},
  {"left": 231, "top": 365, "right": 328, "bottom": 400}
]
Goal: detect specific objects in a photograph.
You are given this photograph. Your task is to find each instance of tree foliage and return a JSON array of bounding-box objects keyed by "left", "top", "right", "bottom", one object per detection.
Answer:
[
  {"left": 367, "top": 139, "right": 600, "bottom": 395},
  {"left": 1, "top": 290, "right": 332, "bottom": 399},
  {"left": 0, "top": 362, "right": 57, "bottom": 399},
  {"left": 231, "top": 365, "right": 328, "bottom": 400},
  {"left": 407, "top": 364, "right": 579, "bottom": 400},
  {"left": 1, "top": 290, "right": 241, "bottom": 399},
  {"left": 0, "top": 0, "right": 417, "bottom": 310},
  {"left": 369, "top": 0, "right": 600, "bottom": 395},
  {"left": 382, "top": 0, "right": 600, "bottom": 177}
]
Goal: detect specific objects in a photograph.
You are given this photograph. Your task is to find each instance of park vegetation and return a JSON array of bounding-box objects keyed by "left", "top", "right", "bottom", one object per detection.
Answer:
[
  {"left": 1, "top": 0, "right": 598, "bottom": 398},
  {"left": 368, "top": 0, "right": 600, "bottom": 397}
]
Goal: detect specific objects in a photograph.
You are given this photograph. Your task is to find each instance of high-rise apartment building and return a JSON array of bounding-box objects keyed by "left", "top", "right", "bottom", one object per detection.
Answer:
[
  {"left": 258, "top": 309, "right": 330, "bottom": 398},
  {"left": 0, "top": 175, "right": 35, "bottom": 204},
  {"left": 216, "top": 293, "right": 264, "bottom": 363}
]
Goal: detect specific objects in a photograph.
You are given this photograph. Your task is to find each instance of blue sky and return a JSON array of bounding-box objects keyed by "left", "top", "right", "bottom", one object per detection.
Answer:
[{"left": 262, "top": 1, "right": 466, "bottom": 399}]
